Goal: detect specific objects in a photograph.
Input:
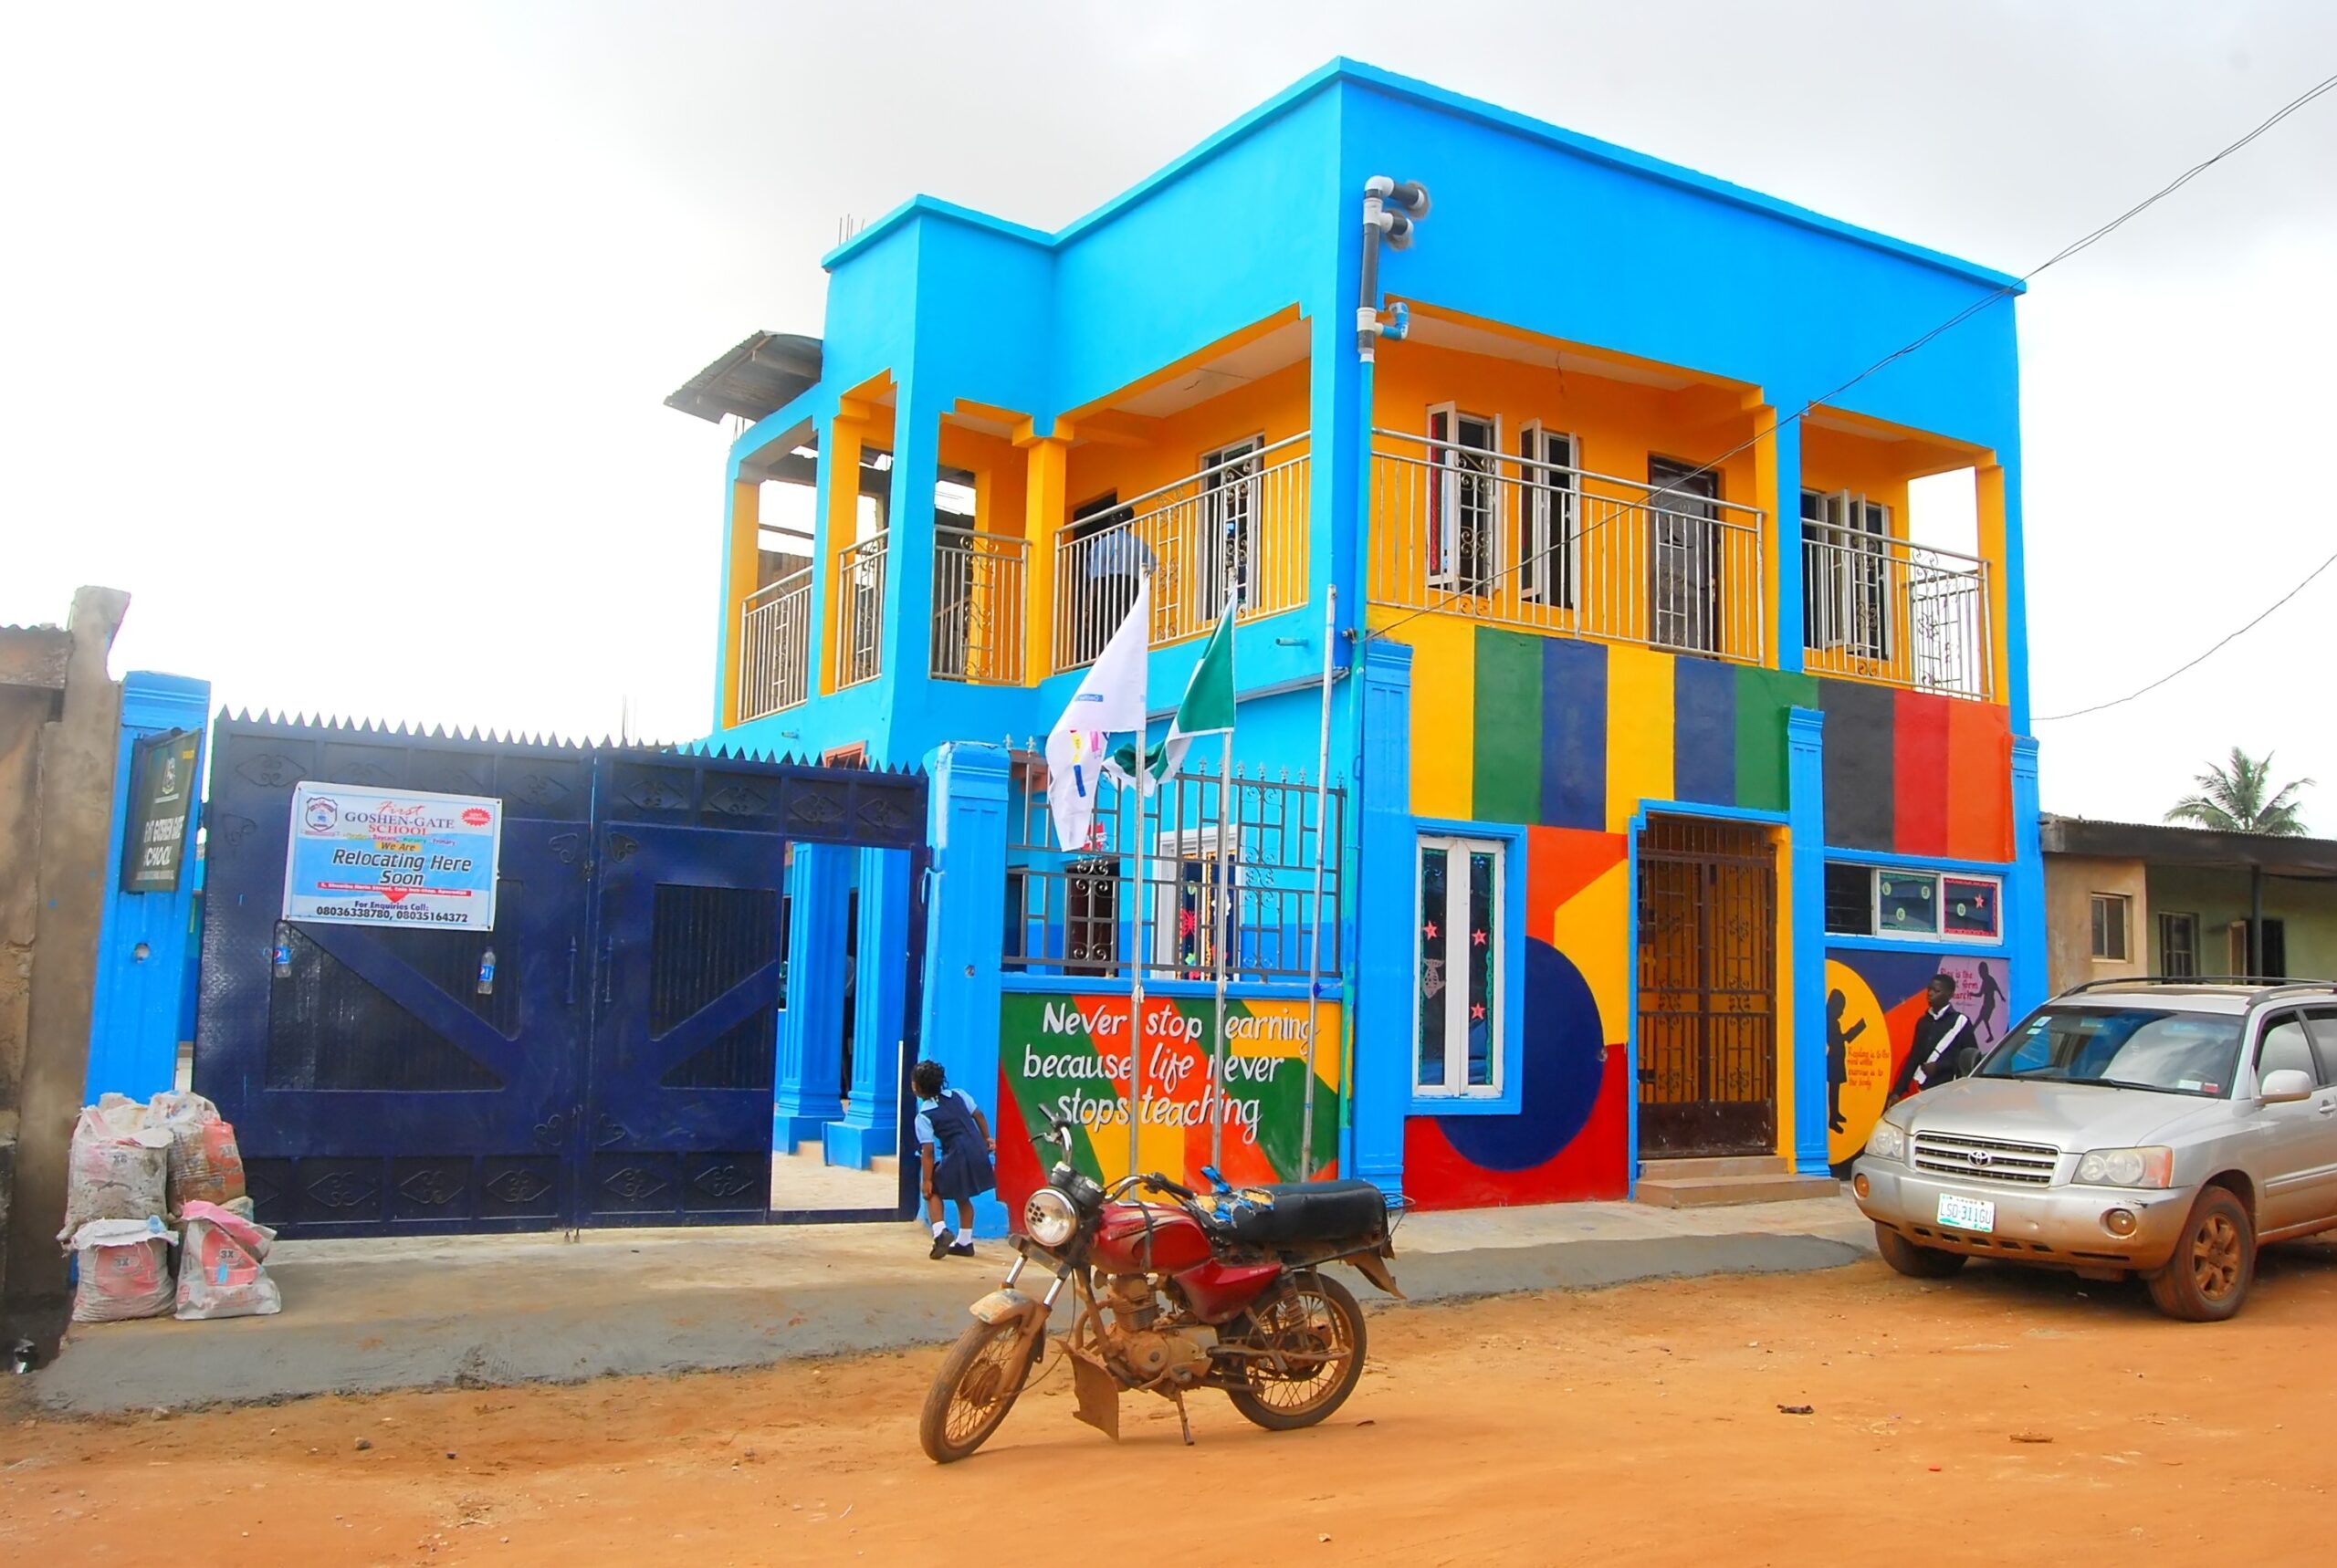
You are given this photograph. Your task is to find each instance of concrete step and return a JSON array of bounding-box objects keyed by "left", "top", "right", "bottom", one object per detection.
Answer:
[
  {"left": 1641, "top": 1155, "right": 1790, "bottom": 1179},
  {"left": 1632, "top": 1172, "right": 1841, "bottom": 1209}
]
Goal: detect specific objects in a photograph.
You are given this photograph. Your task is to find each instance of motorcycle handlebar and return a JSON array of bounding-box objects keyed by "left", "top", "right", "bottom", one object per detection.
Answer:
[{"left": 1143, "top": 1172, "right": 1199, "bottom": 1202}]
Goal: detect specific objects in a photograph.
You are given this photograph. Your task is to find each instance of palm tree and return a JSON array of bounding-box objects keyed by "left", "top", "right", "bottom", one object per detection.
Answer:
[{"left": 2165, "top": 747, "right": 2314, "bottom": 836}]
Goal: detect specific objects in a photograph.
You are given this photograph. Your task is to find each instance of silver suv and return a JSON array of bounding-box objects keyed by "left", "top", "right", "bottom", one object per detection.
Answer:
[{"left": 1852, "top": 978, "right": 2337, "bottom": 1321}]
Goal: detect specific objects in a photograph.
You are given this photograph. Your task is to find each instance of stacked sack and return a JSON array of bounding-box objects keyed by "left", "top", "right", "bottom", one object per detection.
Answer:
[{"left": 60, "top": 1092, "right": 281, "bottom": 1322}]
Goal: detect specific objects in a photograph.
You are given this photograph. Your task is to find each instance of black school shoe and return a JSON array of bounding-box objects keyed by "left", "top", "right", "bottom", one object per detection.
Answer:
[
  {"left": 928, "top": 1230, "right": 953, "bottom": 1260},
  {"left": 948, "top": 1241, "right": 975, "bottom": 1258}
]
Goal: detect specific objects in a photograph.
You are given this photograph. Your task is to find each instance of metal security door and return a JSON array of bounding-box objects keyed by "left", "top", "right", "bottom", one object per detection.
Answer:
[
  {"left": 195, "top": 722, "right": 593, "bottom": 1235},
  {"left": 1636, "top": 816, "right": 1777, "bottom": 1158},
  {"left": 580, "top": 820, "right": 790, "bottom": 1225}
]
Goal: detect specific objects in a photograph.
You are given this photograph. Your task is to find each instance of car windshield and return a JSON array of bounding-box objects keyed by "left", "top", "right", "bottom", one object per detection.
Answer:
[{"left": 1975, "top": 1007, "right": 2242, "bottom": 1097}]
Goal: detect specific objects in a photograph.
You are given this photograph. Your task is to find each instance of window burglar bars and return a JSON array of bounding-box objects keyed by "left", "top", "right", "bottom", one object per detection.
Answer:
[
  {"left": 1006, "top": 754, "right": 1344, "bottom": 984},
  {"left": 1800, "top": 514, "right": 1991, "bottom": 700}
]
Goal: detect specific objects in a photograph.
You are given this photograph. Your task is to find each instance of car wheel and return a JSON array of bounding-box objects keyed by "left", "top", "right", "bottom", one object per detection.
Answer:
[
  {"left": 2146, "top": 1186, "right": 2254, "bottom": 1322},
  {"left": 1874, "top": 1223, "right": 1968, "bottom": 1279}
]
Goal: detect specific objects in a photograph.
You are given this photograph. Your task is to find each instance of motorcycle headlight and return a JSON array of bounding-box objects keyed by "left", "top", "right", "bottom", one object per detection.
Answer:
[
  {"left": 1862, "top": 1121, "right": 1906, "bottom": 1163},
  {"left": 1023, "top": 1186, "right": 1080, "bottom": 1249},
  {"left": 2075, "top": 1145, "right": 2174, "bottom": 1189}
]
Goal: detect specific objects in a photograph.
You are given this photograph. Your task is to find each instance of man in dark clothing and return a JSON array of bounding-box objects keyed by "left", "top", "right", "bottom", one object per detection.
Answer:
[{"left": 1889, "top": 974, "right": 1977, "bottom": 1103}]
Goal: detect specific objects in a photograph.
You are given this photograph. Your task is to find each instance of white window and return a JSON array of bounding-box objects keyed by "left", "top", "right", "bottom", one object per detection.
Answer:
[
  {"left": 1427, "top": 405, "right": 1499, "bottom": 594},
  {"left": 1198, "top": 435, "right": 1262, "bottom": 621},
  {"left": 1152, "top": 827, "right": 1244, "bottom": 980},
  {"left": 2158, "top": 912, "right": 2198, "bottom": 977},
  {"left": 1416, "top": 834, "right": 1505, "bottom": 1097},
  {"left": 2091, "top": 894, "right": 2131, "bottom": 962},
  {"left": 1800, "top": 488, "right": 1892, "bottom": 660},
  {"left": 1517, "top": 423, "right": 1577, "bottom": 608}
]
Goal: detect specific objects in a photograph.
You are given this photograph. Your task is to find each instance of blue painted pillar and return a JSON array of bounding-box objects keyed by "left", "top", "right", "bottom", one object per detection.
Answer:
[
  {"left": 1786, "top": 706, "right": 1829, "bottom": 1176},
  {"left": 2007, "top": 736, "right": 2046, "bottom": 1017},
  {"left": 1352, "top": 639, "right": 1414, "bottom": 1197},
  {"left": 919, "top": 740, "right": 1011, "bottom": 1235},
  {"left": 87, "top": 672, "right": 210, "bottom": 1102},
  {"left": 825, "top": 846, "right": 911, "bottom": 1168},
  {"left": 774, "top": 841, "right": 852, "bottom": 1148},
  {"left": 1770, "top": 414, "right": 1807, "bottom": 673}
]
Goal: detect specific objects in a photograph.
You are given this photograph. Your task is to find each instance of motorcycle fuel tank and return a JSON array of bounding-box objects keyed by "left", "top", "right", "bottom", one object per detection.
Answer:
[{"left": 1091, "top": 1202, "right": 1211, "bottom": 1274}]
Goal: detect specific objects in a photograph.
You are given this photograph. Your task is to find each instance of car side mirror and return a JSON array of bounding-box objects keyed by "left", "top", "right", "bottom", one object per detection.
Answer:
[{"left": 2259, "top": 1068, "right": 2315, "bottom": 1104}]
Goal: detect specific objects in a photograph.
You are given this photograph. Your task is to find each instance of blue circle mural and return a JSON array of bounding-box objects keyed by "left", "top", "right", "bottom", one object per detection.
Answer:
[{"left": 1438, "top": 938, "right": 1605, "bottom": 1172}]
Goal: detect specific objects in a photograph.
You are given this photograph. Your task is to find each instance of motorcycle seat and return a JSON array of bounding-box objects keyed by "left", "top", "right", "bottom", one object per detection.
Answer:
[{"left": 1208, "top": 1180, "right": 1388, "bottom": 1247}]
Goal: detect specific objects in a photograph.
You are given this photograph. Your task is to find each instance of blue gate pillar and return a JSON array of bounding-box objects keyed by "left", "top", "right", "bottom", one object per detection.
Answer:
[
  {"left": 87, "top": 671, "right": 210, "bottom": 1102},
  {"left": 1352, "top": 640, "right": 1414, "bottom": 1198},
  {"left": 1786, "top": 706, "right": 1830, "bottom": 1176},
  {"left": 774, "top": 841, "right": 852, "bottom": 1149},
  {"left": 825, "top": 846, "right": 911, "bottom": 1168},
  {"left": 918, "top": 740, "right": 1011, "bottom": 1236}
]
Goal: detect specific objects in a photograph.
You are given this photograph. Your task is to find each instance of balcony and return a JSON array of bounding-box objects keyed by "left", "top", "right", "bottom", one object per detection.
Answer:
[
  {"left": 1368, "top": 430, "right": 1768, "bottom": 664},
  {"left": 1800, "top": 517, "right": 1991, "bottom": 700},
  {"left": 833, "top": 533, "right": 887, "bottom": 689},
  {"left": 738, "top": 567, "right": 812, "bottom": 722},
  {"left": 931, "top": 525, "right": 1028, "bottom": 685},
  {"left": 1052, "top": 434, "right": 1311, "bottom": 671}
]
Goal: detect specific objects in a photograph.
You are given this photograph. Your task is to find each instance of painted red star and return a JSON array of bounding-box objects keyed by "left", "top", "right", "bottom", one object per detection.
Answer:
[
  {"left": 1472, "top": 928, "right": 1487, "bottom": 946},
  {"left": 1470, "top": 1003, "right": 1486, "bottom": 1020},
  {"left": 1422, "top": 921, "right": 1439, "bottom": 940}
]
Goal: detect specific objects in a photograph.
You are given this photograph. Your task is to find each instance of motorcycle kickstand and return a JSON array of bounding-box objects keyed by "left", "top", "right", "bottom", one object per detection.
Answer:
[{"left": 1171, "top": 1390, "right": 1194, "bottom": 1447}]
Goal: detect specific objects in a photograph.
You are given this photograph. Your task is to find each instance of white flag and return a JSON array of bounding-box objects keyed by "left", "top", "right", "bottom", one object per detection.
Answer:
[{"left": 1045, "top": 579, "right": 1151, "bottom": 852}]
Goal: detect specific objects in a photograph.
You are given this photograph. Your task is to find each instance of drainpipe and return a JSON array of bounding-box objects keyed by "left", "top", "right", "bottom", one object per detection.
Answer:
[{"left": 1357, "top": 177, "right": 1429, "bottom": 362}]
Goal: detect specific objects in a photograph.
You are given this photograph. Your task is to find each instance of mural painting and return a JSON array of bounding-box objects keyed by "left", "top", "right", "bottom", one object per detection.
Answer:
[
  {"left": 1823, "top": 948, "right": 2011, "bottom": 1171},
  {"left": 991, "top": 992, "right": 1341, "bottom": 1215}
]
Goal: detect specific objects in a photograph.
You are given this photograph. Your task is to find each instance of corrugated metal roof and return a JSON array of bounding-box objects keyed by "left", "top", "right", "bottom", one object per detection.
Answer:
[{"left": 664, "top": 331, "right": 822, "bottom": 424}]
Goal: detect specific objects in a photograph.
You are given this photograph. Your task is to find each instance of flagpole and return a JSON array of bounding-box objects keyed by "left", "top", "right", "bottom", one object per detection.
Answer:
[
  {"left": 1127, "top": 571, "right": 1149, "bottom": 1180},
  {"left": 1300, "top": 585, "right": 1336, "bottom": 1178},
  {"left": 1208, "top": 582, "right": 1235, "bottom": 1170}
]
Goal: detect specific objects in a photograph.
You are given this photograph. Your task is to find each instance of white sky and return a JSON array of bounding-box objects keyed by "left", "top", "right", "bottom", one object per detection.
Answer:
[{"left": 4, "top": 3, "right": 2333, "bottom": 825}]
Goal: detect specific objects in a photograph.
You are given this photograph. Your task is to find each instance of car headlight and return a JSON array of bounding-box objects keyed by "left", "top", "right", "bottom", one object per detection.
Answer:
[
  {"left": 1863, "top": 1121, "right": 1906, "bottom": 1162},
  {"left": 2074, "top": 1145, "right": 2175, "bottom": 1189},
  {"left": 1023, "top": 1186, "right": 1080, "bottom": 1249}
]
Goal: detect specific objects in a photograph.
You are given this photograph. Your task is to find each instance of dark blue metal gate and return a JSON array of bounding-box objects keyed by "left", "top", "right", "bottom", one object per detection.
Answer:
[{"left": 194, "top": 716, "right": 926, "bottom": 1238}]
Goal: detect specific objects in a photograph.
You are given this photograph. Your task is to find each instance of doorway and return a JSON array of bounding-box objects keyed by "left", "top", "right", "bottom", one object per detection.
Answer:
[
  {"left": 1635, "top": 815, "right": 1778, "bottom": 1158},
  {"left": 1648, "top": 456, "right": 1720, "bottom": 653}
]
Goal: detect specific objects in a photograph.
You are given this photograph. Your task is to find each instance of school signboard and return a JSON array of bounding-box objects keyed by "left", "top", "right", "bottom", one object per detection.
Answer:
[
  {"left": 282, "top": 780, "right": 502, "bottom": 929},
  {"left": 121, "top": 727, "right": 202, "bottom": 894}
]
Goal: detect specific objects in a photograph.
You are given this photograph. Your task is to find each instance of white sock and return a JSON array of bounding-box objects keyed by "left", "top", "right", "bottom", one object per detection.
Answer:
[
  {"left": 932, "top": 1220, "right": 948, "bottom": 1238},
  {"left": 957, "top": 1224, "right": 973, "bottom": 1244}
]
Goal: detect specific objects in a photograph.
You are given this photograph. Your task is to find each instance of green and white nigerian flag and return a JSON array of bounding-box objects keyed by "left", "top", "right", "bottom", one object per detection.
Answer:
[{"left": 1123, "top": 603, "right": 1234, "bottom": 786}]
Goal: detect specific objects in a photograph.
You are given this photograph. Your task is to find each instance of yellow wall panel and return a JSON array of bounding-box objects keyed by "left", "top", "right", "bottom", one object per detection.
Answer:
[{"left": 1602, "top": 643, "right": 1673, "bottom": 831}]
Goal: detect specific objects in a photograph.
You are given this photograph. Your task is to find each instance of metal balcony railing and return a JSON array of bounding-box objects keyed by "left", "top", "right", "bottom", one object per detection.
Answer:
[
  {"left": 738, "top": 567, "right": 812, "bottom": 721},
  {"left": 1368, "top": 431, "right": 1767, "bottom": 664},
  {"left": 1052, "top": 434, "right": 1310, "bottom": 671},
  {"left": 833, "top": 534, "right": 887, "bottom": 690},
  {"left": 1801, "top": 520, "right": 1992, "bottom": 699},
  {"left": 931, "top": 525, "right": 1028, "bottom": 685}
]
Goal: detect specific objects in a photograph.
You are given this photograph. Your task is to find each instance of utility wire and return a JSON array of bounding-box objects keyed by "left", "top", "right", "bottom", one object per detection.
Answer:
[
  {"left": 2037, "top": 545, "right": 2337, "bottom": 721},
  {"left": 1364, "top": 68, "right": 2337, "bottom": 647}
]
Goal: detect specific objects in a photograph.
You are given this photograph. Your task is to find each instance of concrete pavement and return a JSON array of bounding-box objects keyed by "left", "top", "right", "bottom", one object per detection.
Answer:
[{"left": 24, "top": 1191, "right": 1872, "bottom": 1416}]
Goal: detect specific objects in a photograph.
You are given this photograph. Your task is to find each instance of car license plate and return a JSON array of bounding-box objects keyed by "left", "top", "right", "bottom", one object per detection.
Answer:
[{"left": 1936, "top": 1193, "right": 1996, "bottom": 1232}]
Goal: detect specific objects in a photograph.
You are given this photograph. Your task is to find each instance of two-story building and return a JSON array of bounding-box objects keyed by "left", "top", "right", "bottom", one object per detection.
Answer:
[{"left": 669, "top": 60, "right": 2046, "bottom": 1211}]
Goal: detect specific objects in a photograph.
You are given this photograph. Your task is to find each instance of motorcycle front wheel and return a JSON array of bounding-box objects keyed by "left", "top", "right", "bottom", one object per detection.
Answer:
[
  {"left": 1221, "top": 1270, "right": 1367, "bottom": 1431},
  {"left": 918, "top": 1318, "right": 1040, "bottom": 1463}
]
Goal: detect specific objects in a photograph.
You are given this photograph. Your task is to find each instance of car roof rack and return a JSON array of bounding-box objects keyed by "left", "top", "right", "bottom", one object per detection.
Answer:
[{"left": 2057, "top": 976, "right": 2337, "bottom": 1000}]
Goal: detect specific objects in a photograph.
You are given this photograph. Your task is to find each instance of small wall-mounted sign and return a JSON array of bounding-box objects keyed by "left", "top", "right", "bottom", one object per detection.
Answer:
[{"left": 122, "top": 727, "right": 201, "bottom": 894}]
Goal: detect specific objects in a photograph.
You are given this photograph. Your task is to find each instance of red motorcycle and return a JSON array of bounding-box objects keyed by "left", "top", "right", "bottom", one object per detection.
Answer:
[{"left": 919, "top": 1114, "right": 1403, "bottom": 1463}]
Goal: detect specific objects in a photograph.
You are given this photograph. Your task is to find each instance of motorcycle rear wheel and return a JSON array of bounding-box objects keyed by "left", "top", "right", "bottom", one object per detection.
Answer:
[
  {"left": 1222, "top": 1271, "right": 1367, "bottom": 1432},
  {"left": 919, "top": 1318, "right": 1038, "bottom": 1464}
]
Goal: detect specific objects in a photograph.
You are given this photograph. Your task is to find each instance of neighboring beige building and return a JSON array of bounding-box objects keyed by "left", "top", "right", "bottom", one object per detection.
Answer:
[{"left": 2039, "top": 814, "right": 2337, "bottom": 996}]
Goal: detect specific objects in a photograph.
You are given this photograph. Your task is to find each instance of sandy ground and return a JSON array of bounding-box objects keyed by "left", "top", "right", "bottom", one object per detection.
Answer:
[{"left": 6, "top": 1243, "right": 2334, "bottom": 1567}]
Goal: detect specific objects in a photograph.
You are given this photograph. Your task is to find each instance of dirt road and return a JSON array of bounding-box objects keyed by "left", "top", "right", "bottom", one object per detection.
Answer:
[{"left": 7, "top": 1246, "right": 2333, "bottom": 1566}]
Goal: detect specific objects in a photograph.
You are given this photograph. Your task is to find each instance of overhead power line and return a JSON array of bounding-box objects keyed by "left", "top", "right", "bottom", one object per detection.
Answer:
[{"left": 1366, "top": 68, "right": 2337, "bottom": 647}]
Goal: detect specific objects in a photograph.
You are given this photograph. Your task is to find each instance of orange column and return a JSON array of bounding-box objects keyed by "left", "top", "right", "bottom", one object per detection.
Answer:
[
  {"left": 1016, "top": 421, "right": 1073, "bottom": 683},
  {"left": 724, "top": 476, "right": 761, "bottom": 725},
  {"left": 1975, "top": 462, "right": 2010, "bottom": 706}
]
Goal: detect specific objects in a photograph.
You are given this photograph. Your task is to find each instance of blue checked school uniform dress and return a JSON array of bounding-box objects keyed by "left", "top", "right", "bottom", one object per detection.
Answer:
[{"left": 917, "top": 1088, "right": 996, "bottom": 1201}]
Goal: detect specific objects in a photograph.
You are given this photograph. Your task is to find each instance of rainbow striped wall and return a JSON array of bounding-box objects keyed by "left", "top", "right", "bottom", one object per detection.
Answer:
[{"left": 1399, "top": 625, "right": 2017, "bottom": 1209}]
